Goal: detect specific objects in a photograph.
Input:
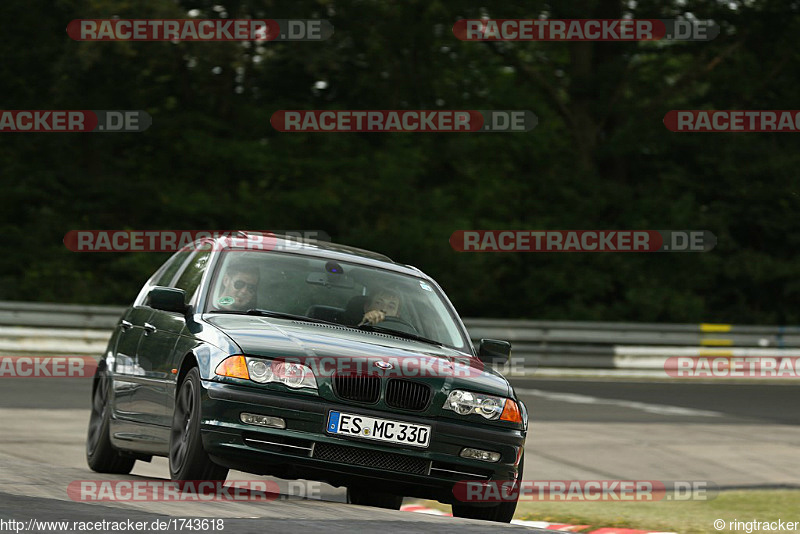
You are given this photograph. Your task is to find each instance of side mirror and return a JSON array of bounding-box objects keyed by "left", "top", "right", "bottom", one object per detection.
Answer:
[
  {"left": 477, "top": 339, "right": 512, "bottom": 365},
  {"left": 148, "top": 286, "right": 188, "bottom": 314}
]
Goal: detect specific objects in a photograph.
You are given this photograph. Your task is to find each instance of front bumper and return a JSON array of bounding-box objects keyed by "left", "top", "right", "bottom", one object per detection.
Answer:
[{"left": 200, "top": 380, "right": 526, "bottom": 503}]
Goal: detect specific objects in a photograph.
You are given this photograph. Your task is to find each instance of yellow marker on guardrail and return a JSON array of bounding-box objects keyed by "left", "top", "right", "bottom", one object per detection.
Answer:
[{"left": 700, "top": 323, "right": 731, "bottom": 332}]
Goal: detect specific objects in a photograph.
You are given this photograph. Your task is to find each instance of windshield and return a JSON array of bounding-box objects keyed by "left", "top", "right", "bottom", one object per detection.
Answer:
[{"left": 204, "top": 250, "right": 469, "bottom": 350}]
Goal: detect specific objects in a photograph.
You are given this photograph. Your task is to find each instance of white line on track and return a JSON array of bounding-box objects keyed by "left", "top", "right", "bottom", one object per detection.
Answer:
[{"left": 514, "top": 388, "right": 724, "bottom": 417}]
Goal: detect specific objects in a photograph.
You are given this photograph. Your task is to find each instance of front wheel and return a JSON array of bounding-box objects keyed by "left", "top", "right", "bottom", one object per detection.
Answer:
[
  {"left": 452, "top": 455, "right": 524, "bottom": 523},
  {"left": 169, "top": 367, "right": 229, "bottom": 481},
  {"left": 86, "top": 368, "right": 135, "bottom": 474},
  {"left": 347, "top": 487, "right": 403, "bottom": 509}
]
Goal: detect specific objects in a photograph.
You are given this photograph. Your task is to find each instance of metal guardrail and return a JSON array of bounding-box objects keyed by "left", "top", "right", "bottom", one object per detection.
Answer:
[
  {"left": 0, "top": 301, "right": 124, "bottom": 330},
  {"left": 465, "top": 318, "right": 800, "bottom": 370},
  {"left": 0, "top": 301, "right": 125, "bottom": 355},
  {"left": 2, "top": 301, "right": 800, "bottom": 370}
]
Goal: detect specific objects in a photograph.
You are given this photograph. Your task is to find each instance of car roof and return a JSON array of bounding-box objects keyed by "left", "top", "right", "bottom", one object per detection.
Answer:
[{"left": 208, "top": 232, "right": 428, "bottom": 279}]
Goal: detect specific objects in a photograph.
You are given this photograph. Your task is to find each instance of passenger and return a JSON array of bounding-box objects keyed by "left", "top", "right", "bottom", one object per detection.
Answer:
[{"left": 360, "top": 288, "right": 402, "bottom": 326}]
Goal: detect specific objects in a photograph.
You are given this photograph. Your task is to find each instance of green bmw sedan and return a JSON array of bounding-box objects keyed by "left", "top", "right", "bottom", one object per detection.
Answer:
[{"left": 86, "top": 233, "right": 527, "bottom": 522}]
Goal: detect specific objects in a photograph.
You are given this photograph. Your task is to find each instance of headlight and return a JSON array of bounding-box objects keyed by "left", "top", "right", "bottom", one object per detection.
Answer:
[
  {"left": 444, "top": 389, "right": 505, "bottom": 420},
  {"left": 248, "top": 359, "right": 273, "bottom": 382},
  {"left": 447, "top": 390, "right": 475, "bottom": 415},
  {"left": 246, "top": 358, "right": 317, "bottom": 389},
  {"left": 443, "top": 390, "right": 523, "bottom": 423},
  {"left": 216, "top": 356, "right": 317, "bottom": 390},
  {"left": 271, "top": 361, "right": 313, "bottom": 389}
]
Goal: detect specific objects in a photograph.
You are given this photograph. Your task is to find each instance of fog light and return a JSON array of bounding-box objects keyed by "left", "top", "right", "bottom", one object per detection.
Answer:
[
  {"left": 460, "top": 447, "right": 501, "bottom": 463},
  {"left": 240, "top": 412, "right": 286, "bottom": 429}
]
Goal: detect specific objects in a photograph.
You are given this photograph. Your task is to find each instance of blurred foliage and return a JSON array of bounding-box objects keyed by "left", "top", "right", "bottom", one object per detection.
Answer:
[{"left": 2, "top": 0, "right": 800, "bottom": 323}]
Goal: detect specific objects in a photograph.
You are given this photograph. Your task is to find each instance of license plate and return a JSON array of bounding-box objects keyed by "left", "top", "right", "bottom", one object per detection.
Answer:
[{"left": 326, "top": 411, "right": 431, "bottom": 448}]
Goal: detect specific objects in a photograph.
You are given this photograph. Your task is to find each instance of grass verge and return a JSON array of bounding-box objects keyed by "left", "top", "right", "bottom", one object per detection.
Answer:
[{"left": 413, "top": 490, "right": 800, "bottom": 533}]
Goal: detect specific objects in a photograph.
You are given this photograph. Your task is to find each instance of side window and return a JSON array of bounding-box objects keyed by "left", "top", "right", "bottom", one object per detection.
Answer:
[
  {"left": 174, "top": 249, "right": 212, "bottom": 303},
  {"left": 155, "top": 250, "right": 194, "bottom": 287},
  {"left": 133, "top": 249, "right": 194, "bottom": 307}
]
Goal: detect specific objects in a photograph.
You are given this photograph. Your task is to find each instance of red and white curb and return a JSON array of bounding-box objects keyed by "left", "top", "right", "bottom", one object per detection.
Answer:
[
  {"left": 400, "top": 504, "right": 676, "bottom": 533},
  {"left": 400, "top": 504, "right": 452, "bottom": 516}
]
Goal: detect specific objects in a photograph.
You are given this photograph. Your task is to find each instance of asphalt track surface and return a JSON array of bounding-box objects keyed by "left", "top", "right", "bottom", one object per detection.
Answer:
[
  {"left": 511, "top": 378, "right": 800, "bottom": 425},
  {"left": 8, "top": 376, "right": 796, "bottom": 421},
  {"left": 1, "top": 376, "right": 798, "bottom": 532}
]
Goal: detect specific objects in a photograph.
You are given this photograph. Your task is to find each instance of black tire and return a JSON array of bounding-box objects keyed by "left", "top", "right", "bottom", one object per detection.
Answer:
[
  {"left": 347, "top": 487, "right": 403, "bottom": 509},
  {"left": 452, "top": 455, "right": 524, "bottom": 523},
  {"left": 169, "top": 367, "right": 229, "bottom": 481},
  {"left": 86, "top": 368, "right": 136, "bottom": 474}
]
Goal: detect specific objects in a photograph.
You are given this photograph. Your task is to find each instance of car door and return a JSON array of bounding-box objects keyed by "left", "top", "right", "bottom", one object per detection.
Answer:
[
  {"left": 113, "top": 249, "right": 194, "bottom": 425},
  {"left": 135, "top": 247, "right": 212, "bottom": 428},
  {"left": 112, "top": 306, "right": 153, "bottom": 419}
]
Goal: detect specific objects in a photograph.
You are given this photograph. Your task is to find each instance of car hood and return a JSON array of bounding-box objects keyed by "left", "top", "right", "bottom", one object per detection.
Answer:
[{"left": 203, "top": 313, "right": 511, "bottom": 397}]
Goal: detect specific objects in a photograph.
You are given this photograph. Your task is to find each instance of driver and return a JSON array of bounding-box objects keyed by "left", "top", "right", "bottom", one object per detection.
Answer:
[
  {"left": 216, "top": 263, "right": 259, "bottom": 311},
  {"left": 360, "top": 288, "right": 402, "bottom": 326}
]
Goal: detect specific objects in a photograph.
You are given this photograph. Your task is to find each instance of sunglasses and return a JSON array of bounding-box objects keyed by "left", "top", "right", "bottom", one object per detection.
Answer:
[{"left": 232, "top": 280, "right": 257, "bottom": 292}]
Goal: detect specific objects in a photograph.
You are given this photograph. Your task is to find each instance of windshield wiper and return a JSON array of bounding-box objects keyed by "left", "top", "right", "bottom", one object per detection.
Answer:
[
  {"left": 357, "top": 324, "right": 443, "bottom": 347},
  {"left": 220, "top": 309, "right": 443, "bottom": 346},
  {"left": 243, "top": 309, "right": 341, "bottom": 327}
]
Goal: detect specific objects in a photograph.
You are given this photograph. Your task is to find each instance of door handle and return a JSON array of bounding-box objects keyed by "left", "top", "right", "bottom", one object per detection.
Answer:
[
  {"left": 144, "top": 322, "right": 157, "bottom": 334},
  {"left": 120, "top": 320, "right": 132, "bottom": 331}
]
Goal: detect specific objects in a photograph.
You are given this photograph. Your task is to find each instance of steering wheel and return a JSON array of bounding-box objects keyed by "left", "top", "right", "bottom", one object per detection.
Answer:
[{"left": 377, "top": 316, "right": 419, "bottom": 335}]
